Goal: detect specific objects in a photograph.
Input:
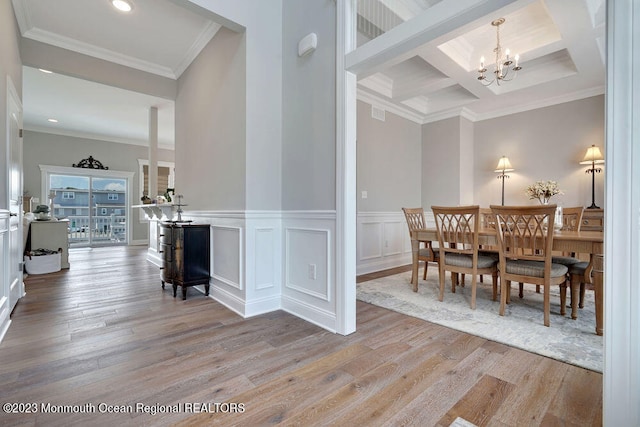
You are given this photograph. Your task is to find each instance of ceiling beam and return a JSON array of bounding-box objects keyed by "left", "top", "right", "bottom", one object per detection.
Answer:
[{"left": 346, "top": 0, "right": 525, "bottom": 77}]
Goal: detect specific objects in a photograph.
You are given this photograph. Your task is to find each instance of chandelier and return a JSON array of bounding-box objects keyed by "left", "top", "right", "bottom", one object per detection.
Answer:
[{"left": 477, "top": 18, "right": 522, "bottom": 86}]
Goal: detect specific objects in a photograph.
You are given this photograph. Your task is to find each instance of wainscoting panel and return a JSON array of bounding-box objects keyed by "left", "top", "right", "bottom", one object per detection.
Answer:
[
  {"left": 147, "top": 211, "right": 338, "bottom": 332},
  {"left": 281, "top": 212, "right": 337, "bottom": 332},
  {"left": 285, "top": 228, "right": 330, "bottom": 301},
  {"left": 359, "top": 221, "right": 382, "bottom": 260},
  {"left": 254, "top": 228, "right": 276, "bottom": 290},
  {"left": 212, "top": 226, "right": 242, "bottom": 290},
  {"left": 357, "top": 211, "right": 435, "bottom": 275}
]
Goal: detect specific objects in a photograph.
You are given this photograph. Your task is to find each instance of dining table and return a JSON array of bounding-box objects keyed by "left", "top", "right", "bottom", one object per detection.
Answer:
[{"left": 410, "top": 227, "right": 604, "bottom": 336}]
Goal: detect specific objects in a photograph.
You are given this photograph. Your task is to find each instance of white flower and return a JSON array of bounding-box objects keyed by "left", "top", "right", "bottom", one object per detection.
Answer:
[{"left": 525, "top": 180, "right": 563, "bottom": 204}]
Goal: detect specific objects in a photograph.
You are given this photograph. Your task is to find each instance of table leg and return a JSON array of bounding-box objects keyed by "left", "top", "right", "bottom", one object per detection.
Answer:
[
  {"left": 411, "top": 236, "right": 419, "bottom": 292},
  {"left": 593, "top": 253, "right": 604, "bottom": 336}
]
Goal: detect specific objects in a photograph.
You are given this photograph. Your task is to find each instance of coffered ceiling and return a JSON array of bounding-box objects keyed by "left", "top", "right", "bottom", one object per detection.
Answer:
[
  {"left": 357, "top": 0, "right": 606, "bottom": 123},
  {"left": 12, "top": 0, "right": 606, "bottom": 147}
]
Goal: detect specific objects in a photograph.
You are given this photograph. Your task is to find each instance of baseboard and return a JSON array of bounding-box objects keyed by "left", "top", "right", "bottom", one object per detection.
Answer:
[
  {"left": 281, "top": 294, "right": 337, "bottom": 333},
  {"left": 357, "top": 253, "right": 412, "bottom": 275},
  {"left": 129, "top": 239, "right": 148, "bottom": 246}
]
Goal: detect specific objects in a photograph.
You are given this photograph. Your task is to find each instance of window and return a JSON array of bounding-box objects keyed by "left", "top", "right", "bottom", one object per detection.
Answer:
[
  {"left": 101, "top": 208, "right": 108, "bottom": 215},
  {"left": 108, "top": 193, "right": 119, "bottom": 200},
  {"left": 62, "top": 191, "right": 75, "bottom": 199}
]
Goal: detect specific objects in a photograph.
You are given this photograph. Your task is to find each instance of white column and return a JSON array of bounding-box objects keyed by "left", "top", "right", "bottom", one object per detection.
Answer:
[
  {"left": 149, "top": 107, "right": 158, "bottom": 200},
  {"left": 604, "top": 1, "right": 640, "bottom": 425},
  {"left": 335, "top": 0, "right": 357, "bottom": 335}
]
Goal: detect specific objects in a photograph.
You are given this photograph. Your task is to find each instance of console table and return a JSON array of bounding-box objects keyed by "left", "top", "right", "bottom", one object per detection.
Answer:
[{"left": 159, "top": 222, "right": 210, "bottom": 300}]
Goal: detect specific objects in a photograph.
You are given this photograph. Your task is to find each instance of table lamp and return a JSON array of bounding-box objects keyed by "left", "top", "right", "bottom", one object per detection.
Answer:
[
  {"left": 495, "top": 156, "right": 514, "bottom": 206},
  {"left": 580, "top": 145, "right": 604, "bottom": 209}
]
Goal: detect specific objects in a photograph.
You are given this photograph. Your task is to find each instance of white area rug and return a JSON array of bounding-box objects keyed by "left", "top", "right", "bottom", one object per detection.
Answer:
[{"left": 357, "top": 269, "right": 603, "bottom": 372}]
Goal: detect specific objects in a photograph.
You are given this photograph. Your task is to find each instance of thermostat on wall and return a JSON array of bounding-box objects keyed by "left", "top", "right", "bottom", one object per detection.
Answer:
[{"left": 298, "top": 33, "right": 318, "bottom": 57}]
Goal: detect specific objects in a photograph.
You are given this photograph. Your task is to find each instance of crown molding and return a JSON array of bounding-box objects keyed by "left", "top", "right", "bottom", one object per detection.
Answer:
[
  {"left": 173, "top": 21, "right": 222, "bottom": 78},
  {"left": 470, "top": 85, "right": 605, "bottom": 122},
  {"left": 24, "top": 125, "right": 175, "bottom": 150},
  {"left": 359, "top": 85, "right": 604, "bottom": 126},
  {"left": 357, "top": 89, "right": 424, "bottom": 124},
  {"left": 10, "top": 0, "right": 33, "bottom": 35},
  {"left": 22, "top": 27, "right": 178, "bottom": 79}
]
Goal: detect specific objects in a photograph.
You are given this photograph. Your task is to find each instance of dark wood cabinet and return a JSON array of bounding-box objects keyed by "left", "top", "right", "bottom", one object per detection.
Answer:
[{"left": 159, "top": 222, "right": 210, "bottom": 300}]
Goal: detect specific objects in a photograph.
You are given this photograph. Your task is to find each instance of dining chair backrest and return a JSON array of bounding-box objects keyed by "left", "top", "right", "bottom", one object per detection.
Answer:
[
  {"left": 479, "top": 208, "right": 496, "bottom": 229},
  {"left": 402, "top": 207, "right": 426, "bottom": 233},
  {"left": 432, "top": 205, "right": 480, "bottom": 256},
  {"left": 561, "top": 206, "right": 584, "bottom": 231},
  {"left": 490, "top": 204, "right": 557, "bottom": 262}
]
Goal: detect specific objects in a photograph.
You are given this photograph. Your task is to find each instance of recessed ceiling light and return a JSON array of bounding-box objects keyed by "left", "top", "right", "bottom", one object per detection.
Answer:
[
  {"left": 47, "top": 118, "right": 58, "bottom": 123},
  {"left": 38, "top": 69, "right": 53, "bottom": 74},
  {"left": 111, "top": 0, "right": 133, "bottom": 12}
]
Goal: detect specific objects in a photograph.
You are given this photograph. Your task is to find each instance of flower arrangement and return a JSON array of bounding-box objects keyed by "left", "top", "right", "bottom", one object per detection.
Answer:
[{"left": 525, "top": 180, "right": 563, "bottom": 204}]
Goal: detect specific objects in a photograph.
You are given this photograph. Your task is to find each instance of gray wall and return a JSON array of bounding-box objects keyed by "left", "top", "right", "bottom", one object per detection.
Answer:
[
  {"left": 175, "top": 26, "right": 246, "bottom": 211},
  {"left": 357, "top": 100, "right": 422, "bottom": 212},
  {"left": 359, "top": 95, "right": 604, "bottom": 212},
  {"left": 421, "top": 116, "right": 462, "bottom": 207},
  {"left": 0, "top": 1, "right": 22, "bottom": 208},
  {"left": 23, "top": 131, "right": 174, "bottom": 242},
  {"left": 20, "top": 38, "right": 176, "bottom": 100},
  {"left": 473, "top": 95, "right": 605, "bottom": 207},
  {"left": 281, "top": 0, "right": 336, "bottom": 210}
]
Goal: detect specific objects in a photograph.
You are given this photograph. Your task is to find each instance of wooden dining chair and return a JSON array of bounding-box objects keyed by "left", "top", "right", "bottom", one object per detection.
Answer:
[
  {"left": 520, "top": 207, "right": 585, "bottom": 310},
  {"left": 490, "top": 204, "right": 569, "bottom": 327},
  {"left": 552, "top": 207, "right": 585, "bottom": 316},
  {"left": 432, "top": 205, "right": 498, "bottom": 309},
  {"left": 402, "top": 207, "right": 439, "bottom": 284}
]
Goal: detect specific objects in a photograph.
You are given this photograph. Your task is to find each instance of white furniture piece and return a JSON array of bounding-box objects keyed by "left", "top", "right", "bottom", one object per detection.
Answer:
[{"left": 29, "top": 219, "right": 70, "bottom": 269}]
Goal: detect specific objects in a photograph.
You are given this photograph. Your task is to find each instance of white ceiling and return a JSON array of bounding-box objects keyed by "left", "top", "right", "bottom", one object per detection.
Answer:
[
  {"left": 13, "top": 0, "right": 221, "bottom": 149},
  {"left": 13, "top": 0, "right": 606, "bottom": 148},
  {"left": 357, "top": 0, "right": 606, "bottom": 123}
]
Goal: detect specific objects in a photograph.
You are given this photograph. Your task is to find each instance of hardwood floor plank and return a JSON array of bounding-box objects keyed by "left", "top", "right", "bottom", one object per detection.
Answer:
[
  {"left": 437, "top": 374, "right": 516, "bottom": 427},
  {"left": 0, "top": 246, "right": 602, "bottom": 426}
]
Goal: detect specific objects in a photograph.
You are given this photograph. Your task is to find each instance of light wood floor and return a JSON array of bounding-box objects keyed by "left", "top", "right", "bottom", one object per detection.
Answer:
[{"left": 0, "top": 246, "right": 601, "bottom": 426}]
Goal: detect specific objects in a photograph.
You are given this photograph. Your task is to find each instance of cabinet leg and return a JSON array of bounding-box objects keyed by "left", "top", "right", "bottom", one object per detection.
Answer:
[
  {"left": 173, "top": 284, "right": 177, "bottom": 298},
  {"left": 182, "top": 286, "right": 187, "bottom": 300},
  {"left": 205, "top": 284, "right": 210, "bottom": 296},
  {"left": 161, "top": 280, "right": 165, "bottom": 289}
]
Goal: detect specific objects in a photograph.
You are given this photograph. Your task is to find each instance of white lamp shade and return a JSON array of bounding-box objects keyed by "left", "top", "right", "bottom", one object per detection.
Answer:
[
  {"left": 580, "top": 145, "right": 605, "bottom": 164},
  {"left": 494, "top": 156, "right": 514, "bottom": 172}
]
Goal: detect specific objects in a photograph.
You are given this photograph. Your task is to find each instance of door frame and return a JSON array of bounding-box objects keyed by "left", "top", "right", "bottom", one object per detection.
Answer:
[
  {"left": 6, "top": 76, "right": 24, "bottom": 311},
  {"left": 39, "top": 164, "right": 135, "bottom": 246}
]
